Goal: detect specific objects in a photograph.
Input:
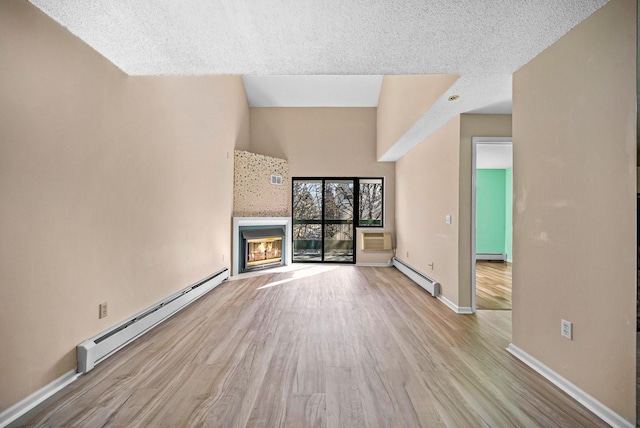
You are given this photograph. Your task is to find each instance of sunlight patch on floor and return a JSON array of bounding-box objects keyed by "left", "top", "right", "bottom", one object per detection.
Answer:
[{"left": 256, "top": 264, "right": 341, "bottom": 290}]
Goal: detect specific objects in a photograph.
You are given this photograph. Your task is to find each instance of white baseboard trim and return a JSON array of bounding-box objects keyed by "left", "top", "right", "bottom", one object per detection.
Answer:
[
  {"left": 507, "top": 343, "right": 634, "bottom": 428},
  {"left": 0, "top": 370, "right": 80, "bottom": 428},
  {"left": 355, "top": 262, "right": 393, "bottom": 267},
  {"left": 437, "top": 294, "right": 474, "bottom": 314}
]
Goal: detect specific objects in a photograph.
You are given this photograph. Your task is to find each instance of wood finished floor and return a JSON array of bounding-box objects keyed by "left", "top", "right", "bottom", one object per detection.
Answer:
[
  {"left": 14, "top": 265, "right": 607, "bottom": 427},
  {"left": 476, "top": 261, "right": 512, "bottom": 311}
]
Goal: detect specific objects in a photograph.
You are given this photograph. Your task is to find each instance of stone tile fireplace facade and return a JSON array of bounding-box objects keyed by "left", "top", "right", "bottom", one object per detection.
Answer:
[
  {"left": 232, "top": 151, "right": 291, "bottom": 275},
  {"left": 233, "top": 150, "right": 290, "bottom": 218}
]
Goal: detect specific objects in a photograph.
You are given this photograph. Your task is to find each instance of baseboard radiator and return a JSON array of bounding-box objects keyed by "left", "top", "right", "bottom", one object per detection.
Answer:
[
  {"left": 476, "top": 252, "right": 507, "bottom": 261},
  {"left": 77, "top": 268, "right": 229, "bottom": 374},
  {"left": 392, "top": 257, "right": 440, "bottom": 297}
]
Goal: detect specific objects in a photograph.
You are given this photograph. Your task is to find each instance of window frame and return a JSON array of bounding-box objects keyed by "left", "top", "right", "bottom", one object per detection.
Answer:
[
  {"left": 291, "top": 176, "right": 385, "bottom": 264},
  {"left": 357, "top": 177, "right": 384, "bottom": 228},
  {"left": 292, "top": 177, "right": 357, "bottom": 264}
]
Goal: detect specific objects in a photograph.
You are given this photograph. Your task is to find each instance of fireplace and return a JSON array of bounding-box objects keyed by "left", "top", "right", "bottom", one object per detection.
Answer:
[
  {"left": 232, "top": 217, "right": 292, "bottom": 276},
  {"left": 243, "top": 228, "right": 284, "bottom": 272}
]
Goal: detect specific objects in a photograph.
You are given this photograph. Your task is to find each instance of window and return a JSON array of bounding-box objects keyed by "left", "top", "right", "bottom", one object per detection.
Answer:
[
  {"left": 358, "top": 178, "right": 383, "bottom": 227},
  {"left": 291, "top": 177, "right": 384, "bottom": 263},
  {"left": 292, "top": 178, "right": 355, "bottom": 263}
]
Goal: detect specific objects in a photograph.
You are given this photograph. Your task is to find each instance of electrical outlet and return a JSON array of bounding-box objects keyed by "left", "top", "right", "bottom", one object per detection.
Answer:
[
  {"left": 99, "top": 302, "right": 108, "bottom": 319},
  {"left": 561, "top": 319, "right": 572, "bottom": 340}
]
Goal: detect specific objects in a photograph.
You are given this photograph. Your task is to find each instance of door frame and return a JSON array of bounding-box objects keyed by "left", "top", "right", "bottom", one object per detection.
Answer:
[{"left": 471, "top": 137, "right": 513, "bottom": 312}]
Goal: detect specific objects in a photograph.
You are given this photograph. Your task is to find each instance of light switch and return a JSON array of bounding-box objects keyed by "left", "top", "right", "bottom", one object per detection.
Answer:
[{"left": 445, "top": 215, "right": 452, "bottom": 224}]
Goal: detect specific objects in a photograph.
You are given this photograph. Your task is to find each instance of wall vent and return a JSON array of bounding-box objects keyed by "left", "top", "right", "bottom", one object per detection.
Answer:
[
  {"left": 270, "top": 174, "right": 283, "bottom": 185},
  {"left": 361, "top": 232, "right": 392, "bottom": 251}
]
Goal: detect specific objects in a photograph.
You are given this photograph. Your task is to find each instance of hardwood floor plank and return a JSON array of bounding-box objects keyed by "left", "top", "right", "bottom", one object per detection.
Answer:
[
  {"left": 246, "top": 309, "right": 305, "bottom": 427},
  {"left": 294, "top": 320, "right": 326, "bottom": 394},
  {"left": 476, "top": 261, "right": 512, "bottom": 310},
  {"left": 403, "top": 374, "right": 446, "bottom": 427},
  {"left": 284, "top": 393, "right": 326, "bottom": 428},
  {"left": 13, "top": 265, "right": 608, "bottom": 428},
  {"left": 413, "top": 368, "right": 487, "bottom": 427},
  {"left": 325, "top": 367, "right": 366, "bottom": 428}
]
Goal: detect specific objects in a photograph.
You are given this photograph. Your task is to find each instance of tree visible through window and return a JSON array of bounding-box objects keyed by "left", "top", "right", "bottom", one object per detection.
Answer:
[
  {"left": 292, "top": 181, "right": 322, "bottom": 238},
  {"left": 292, "top": 177, "right": 384, "bottom": 263},
  {"left": 358, "top": 178, "right": 383, "bottom": 227},
  {"left": 324, "top": 180, "right": 354, "bottom": 241}
]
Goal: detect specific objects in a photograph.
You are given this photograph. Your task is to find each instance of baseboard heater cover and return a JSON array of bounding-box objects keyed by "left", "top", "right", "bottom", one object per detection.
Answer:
[
  {"left": 392, "top": 257, "right": 440, "bottom": 297},
  {"left": 476, "top": 253, "right": 507, "bottom": 261},
  {"left": 77, "top": 268, "right": 229, "bottom": 374}
]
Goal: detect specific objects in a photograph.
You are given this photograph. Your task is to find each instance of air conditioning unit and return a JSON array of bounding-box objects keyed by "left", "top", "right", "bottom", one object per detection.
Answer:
[{"left": 361, "top": 232, "right": 392, "bottom": 251}]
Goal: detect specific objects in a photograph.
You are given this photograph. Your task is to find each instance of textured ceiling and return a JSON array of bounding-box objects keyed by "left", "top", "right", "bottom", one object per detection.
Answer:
[
  {"left": 29, "top": 0, "right": 607, "bottom": 76},
  {"left": 29, "top": 0, "right": 609, "bottom": 159}
]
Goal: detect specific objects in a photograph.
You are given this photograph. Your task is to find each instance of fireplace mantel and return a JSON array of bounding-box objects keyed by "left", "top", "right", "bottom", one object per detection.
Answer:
[{"left": 232, "top": 217, "right": 292, "bottom": 276}]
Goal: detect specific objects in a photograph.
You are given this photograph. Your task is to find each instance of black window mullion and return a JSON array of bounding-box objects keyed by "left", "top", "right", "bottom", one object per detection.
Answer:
[
  {"left": 293, "top": 176, "right": 369, "bottom": 265},
  {"left": 353, "top": 178, "right": 358, "bottom": 263},
  {"left": 321, "top": 178, "right": 325, "bottom": 262}
]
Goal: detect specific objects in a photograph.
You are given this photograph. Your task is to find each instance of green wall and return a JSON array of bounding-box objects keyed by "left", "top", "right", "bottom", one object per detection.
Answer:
[
  {"left": 476, "top": 169, "right": 506, "bottom": 254},
  {"left": 476, "top": 168, "right": 512, "bottom": 260}
]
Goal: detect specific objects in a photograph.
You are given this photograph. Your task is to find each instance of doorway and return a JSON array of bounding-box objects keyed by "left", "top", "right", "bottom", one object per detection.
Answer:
[
  {"left": 471, "top": 137, "right": 513, "bottom": 311},
  {"left": 292, "top": 178, "right": 356, "bottom": 263}
]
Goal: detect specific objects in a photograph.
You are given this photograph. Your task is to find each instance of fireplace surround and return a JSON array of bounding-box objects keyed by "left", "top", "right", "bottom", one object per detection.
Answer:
[{"left": 232, "top": 217, "right": 292, "bottom": 276}]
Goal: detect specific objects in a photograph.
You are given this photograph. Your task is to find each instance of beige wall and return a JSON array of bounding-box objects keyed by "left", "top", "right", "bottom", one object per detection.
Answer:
[
  {"left": 395, "top": 117, "right": 461, "bottom": 304},
  {"left": 377, "top": 75, "right": 459, "bottom": 160},
  {"left": 0, "top": 1, "right": 249, "bottom": 411},
  {"left": 459, "top": 114, "right": 512, "bottom": 307},
  {"left": 512, "top": 0, "right": 636, "bottom": 418},
  {"left": 250, "top": 108, "right": 395, "bottom": 264},
  {"left": 394, "top": 114, "right": 511, "bottom": 307}
]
